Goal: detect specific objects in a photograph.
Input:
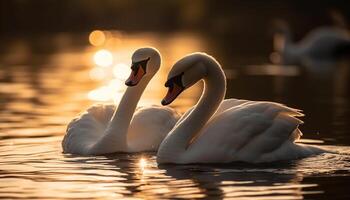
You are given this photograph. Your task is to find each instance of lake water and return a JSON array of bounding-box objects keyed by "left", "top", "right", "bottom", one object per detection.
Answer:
[{"left": 1, "top": 32, "right": 350, "bottom": 199}]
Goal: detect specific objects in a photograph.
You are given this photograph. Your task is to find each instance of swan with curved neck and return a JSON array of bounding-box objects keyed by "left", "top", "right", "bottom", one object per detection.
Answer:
[
  {"left": 157, "top": 53, "right": 324, "bottom": 164},
  {"left": 272, "top": 21, "right": 350, "bottom": 66},
  {"left": 62, "top": 47, "right": 180, "bottom": 155}
]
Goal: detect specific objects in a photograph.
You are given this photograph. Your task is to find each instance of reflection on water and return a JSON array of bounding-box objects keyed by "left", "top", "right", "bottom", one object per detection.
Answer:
[
  {"left": 0, "top": 32, "right": 350, "bottom": 199},
  {"left": 93, "top": 49, "right": 114, "bottom": 67},
  {"left": 1, "top": 136, "right": 349, "bottom": 199}
]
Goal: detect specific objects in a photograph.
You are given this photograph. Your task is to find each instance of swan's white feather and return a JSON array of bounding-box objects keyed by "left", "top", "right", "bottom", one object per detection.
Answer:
[
  {"left": 180, "top": 100, "right": 320, "bottom": 163},
  {"left": 176, "top": 99, "right": 250, "bottom": 126},
  {"left": 157, "top": 53, "right": 325, "bottom": 164},
  {"left": 62, "top": 104, "right": 180, "bottom": 154},
  {"left": 128, "top": 105, "right": 180, "bottom": 152}
]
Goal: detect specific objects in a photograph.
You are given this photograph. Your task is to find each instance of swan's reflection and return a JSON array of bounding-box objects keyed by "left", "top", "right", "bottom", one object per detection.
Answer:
[
  {"left": 61, "top": 152, "right": 317, "bottom": 199},
  {"left": 14, "top": 136, "right": 347, "bottom": 200},
  {"left": 159, "top": 162, "right": 310, "bottom": 199}
]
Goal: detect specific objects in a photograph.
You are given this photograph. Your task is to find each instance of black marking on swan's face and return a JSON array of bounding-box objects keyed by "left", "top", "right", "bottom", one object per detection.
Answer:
[
  {"left": 125, "top": 57, "right": 150, "bottom": 86},
  {"left": 161, "top": 72, "right": 185, "bottom": 105}
]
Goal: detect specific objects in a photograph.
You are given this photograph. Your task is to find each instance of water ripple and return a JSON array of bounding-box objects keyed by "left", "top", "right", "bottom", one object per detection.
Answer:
[{"left": 1, "top": 33, "right": 350, "bottom": 199}]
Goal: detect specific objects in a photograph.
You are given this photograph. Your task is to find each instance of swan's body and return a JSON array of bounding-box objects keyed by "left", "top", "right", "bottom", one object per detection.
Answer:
[
  {"left": 157, "top": 53, "right": 324, "bottom": 164},
  {"left": 273, "top": 26, "right": 350, "bottom": 66},
  {"left": 62, "top": 48, "right": 180, "bottom": 155}
]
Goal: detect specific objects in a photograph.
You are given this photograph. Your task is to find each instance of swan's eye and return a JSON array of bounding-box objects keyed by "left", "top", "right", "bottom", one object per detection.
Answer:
[
  {"left": 139, "top": 57, "right": 150, "bottom": 72},
  {"left": 173, "top": 73, "right": 184, "bottom": 86},
  {"left": 132, "top": 57, "right": 150, "bottom": 73},
  {"left": 164, "top": 79, "right": 173, "bottom": 88},
  {"left": 165, "top": 72, "right": 184, "bottom": 88},
  {"left": 131, "top": 63, "right": 140, "bottom": 75}
]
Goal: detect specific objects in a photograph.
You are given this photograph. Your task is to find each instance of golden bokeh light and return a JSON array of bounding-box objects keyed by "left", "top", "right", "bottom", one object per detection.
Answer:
[
  {"left": 113, "top": 63, "right": 131, "bottom": 80},
  {"left": 108, "top": 78, "right": 126, "bottom": 91},
  {"left": 93, "top": 49, "right": 113, "bottom": 67},
  {"left": 89, "top": 67, "right": 106, "bottom": 80},
  {"left": 87, "top": 79, "right": 126, "bottom": 102},
  {"left": 87, "top": 33, "right": 204, "bottom": 110},
  {"left": 87, "top": 86, "right": 112, "bottom": 101},
  {"left": 89, "top": 30, "right": 106, "bottom": 46}
]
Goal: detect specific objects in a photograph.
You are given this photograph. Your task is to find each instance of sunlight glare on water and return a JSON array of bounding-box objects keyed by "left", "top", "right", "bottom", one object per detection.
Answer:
[
  {"left": 93, "top": 49, "right": 113, "bottom": 67},
  {"left": 113, "top": 63, "right": 131, "bottom": 80},
  {"left": 0, "top": 32, "right": 350, "bottom": 199},
  {"left": 89, "top": 66, "right": 106, "bottom": 80}
]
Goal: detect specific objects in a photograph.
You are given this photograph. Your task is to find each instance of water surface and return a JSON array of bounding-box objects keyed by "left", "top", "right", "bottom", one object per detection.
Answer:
[{"left": 1, "top": 32, "right": 350, "bottom": 199}]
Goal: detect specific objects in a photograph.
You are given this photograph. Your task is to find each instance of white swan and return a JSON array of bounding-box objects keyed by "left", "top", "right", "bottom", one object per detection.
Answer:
[
  {"left": 272, "top": 21, "right": 350, "bottom": 66},
  {"left": 157, "top": 53, "right": 324, "bottom": 164},
  {"left": 62, "top": 47, "right": 180, "bottom": 155}
]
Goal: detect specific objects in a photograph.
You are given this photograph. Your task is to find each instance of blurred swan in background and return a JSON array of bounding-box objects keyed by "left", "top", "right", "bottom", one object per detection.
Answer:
[
  {"left": 62, "top": 47, "right": 180, "bottom": 155},
  {"left": 271, "top": 19, "right": 350, "bottom": 67},
  {"left": 157, "top": 53, "right": 324, "bottom": 164}
]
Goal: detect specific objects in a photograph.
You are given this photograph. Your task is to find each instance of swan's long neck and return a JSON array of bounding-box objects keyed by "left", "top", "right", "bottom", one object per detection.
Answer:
[
  {"left": 157, "top": 58, "right": 226, "bottom": 163},
  {"left": 89, "top": 75, "right": 153, "bottom": 154}
]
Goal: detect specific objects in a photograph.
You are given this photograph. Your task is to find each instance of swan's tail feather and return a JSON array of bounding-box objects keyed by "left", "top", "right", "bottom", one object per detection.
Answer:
[
  {"left": 290, "top": 128, "right": 302, "bottom": 141},
  {"left": 243, "top": 101, "right": 304, "bottom": 118},
  {"left": 279, "top": 113, "right": 304, "bottom": 124},
  {"left": 272, "top": 103, "right": 304, "bottom": 117}
]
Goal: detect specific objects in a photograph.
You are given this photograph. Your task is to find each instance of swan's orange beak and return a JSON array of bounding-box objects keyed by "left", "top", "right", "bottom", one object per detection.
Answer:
[
  {"left": 162, "top": 73, "right": 185, "bottom": 105},
  {"left": 162, "top": 83, "right": 184, "bottom": 105},
  {"left": 125, "top": 65, "right": 146, "bottom": 86}
]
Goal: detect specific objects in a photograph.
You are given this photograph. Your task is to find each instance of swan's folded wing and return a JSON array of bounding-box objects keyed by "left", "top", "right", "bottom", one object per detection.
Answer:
[
  {"left": 236, "top": 113, "right": 302, "bottom": 162},
  {"left": 85, "top": 104, "right": 115, "bottom": 125},
  {"left": 214, "top": 99, "right": 251, "bottom": 116},
  {"left": 186, "top": 101, "right": 303, "bottom": 163},
  {"left": 128, "top": 105, "right": 180, "bottom": 151},
  {"left": 175, "top": 99, "right": 249, "bottom": 126},
  {"left": 62, "top": 104, "right": 115, "bottom": 155}
]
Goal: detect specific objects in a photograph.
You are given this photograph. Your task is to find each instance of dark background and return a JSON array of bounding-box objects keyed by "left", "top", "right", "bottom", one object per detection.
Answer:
[
  {"left": 1, "top": 0, "right": 350, "bottom": 57},
  {"left": 1, "top": 0, "right": 350, "bottom": 34}
]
